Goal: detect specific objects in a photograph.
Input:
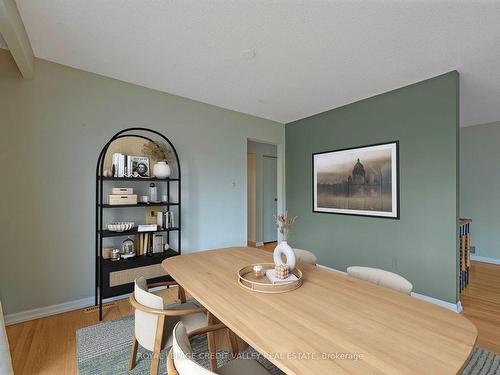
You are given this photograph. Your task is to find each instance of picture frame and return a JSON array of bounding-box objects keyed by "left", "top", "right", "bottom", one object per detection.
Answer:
[
  {"left": 129, "top": 156, "right": 150, "bottom": 177},
  {"left": 312, "top": 141, "right": 399, "bottom": 219}
]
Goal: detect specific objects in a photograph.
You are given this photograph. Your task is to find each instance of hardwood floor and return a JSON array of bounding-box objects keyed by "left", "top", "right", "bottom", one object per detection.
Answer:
[
  {"left": 6, "top": 287, "right": 179, "bottom": 375},
  {"left": 246, "top": 241, "right": 276, "bottom": 252},
  {"left": 461, "top": 260, "right": 500, "bottom": 353},
  {"left": 260, "top": 241, "right": 277, "bottom": 252},
  {"left": 5, "top": 256, "right": 500, "bottom": 374}
]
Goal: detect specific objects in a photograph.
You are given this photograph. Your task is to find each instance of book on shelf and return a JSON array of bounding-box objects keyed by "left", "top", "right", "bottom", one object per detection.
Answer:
[
  {"left": 153, "top": 234, "right": 164, "bottom": 254},
  {"left": 119, "top": 154, "right": 124, "bottom": 177},
  {"left": 265, "top": 269, "right": 299, "bottom": 285},
  {"left": 145, "top": 207, "right": 160, "bottom": 225},
  {"left": 138, "top": 224, "right": 158, "bottom": 232},
  {"left": 112, "top": 153, "right": 125, "bottom": 177},
  {"left": 156, "top": 210, "right": 175, "bottom": 229},
  {"left": 112, "top": 153, "right": 150, "bottom": 178},
  {"left": 137, "top": 233, "right": 152, "bottom": 256}
]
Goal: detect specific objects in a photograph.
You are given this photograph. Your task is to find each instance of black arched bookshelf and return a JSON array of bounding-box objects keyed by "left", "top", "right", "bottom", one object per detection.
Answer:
[{"left": 95, "top": 128, "right": 181, "bottom": 320}]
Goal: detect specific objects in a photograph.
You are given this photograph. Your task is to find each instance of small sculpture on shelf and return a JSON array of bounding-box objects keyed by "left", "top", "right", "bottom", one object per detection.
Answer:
[{"left": 121, "top": 237, "right": 136, "bottom": 259}]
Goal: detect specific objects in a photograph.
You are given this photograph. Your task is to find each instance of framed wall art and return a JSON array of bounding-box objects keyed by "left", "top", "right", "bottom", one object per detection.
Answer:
[{"left": 313, "top": 141, "right": 399, "bottom": 219}]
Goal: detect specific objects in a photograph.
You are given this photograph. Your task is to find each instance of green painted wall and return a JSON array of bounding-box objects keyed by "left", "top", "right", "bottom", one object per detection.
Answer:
[
  {"left": 286, "top": 72, "right": 459, "bottom": 303},
  {"left": 460, "top": 122, "right": 500, "bottom": 259},
  {"left": 0, "top": 49, "right": 284, "bottom": 315}
]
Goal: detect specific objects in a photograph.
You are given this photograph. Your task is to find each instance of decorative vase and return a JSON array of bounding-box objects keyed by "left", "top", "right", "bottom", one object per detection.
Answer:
[
  {"left": 273, "top": 241, "right": 296, "bottom": 271},
  {"left": 153, "top": 161, "right": 171, "bottom": 179}
]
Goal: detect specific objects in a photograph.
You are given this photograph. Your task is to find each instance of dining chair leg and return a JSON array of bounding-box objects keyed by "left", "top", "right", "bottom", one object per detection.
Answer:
[
  {"left": 129, "top": 336, "right": 138, "bottom": 370},
  {"left": 151, "top": 352, "right": 160, "bottom": 375},
  {"left": 151, "top": 315, "right": 165, "bottom": 375},
  {"left": 207, "top": 311, "right": 218, "bottom": 371}
]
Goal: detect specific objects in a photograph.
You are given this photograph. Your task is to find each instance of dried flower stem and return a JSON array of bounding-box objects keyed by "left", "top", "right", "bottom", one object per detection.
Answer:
[
  {"left": 273, "top": 211, "right": 297, "bottom": 242},
  {"left": 141, "top": 141, "right": 174, "bottom": 164}
]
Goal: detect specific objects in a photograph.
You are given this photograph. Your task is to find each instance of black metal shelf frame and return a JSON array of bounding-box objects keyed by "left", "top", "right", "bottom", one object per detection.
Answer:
[{"left": 95, "top": 128, "right": 182, "bottom": 320}]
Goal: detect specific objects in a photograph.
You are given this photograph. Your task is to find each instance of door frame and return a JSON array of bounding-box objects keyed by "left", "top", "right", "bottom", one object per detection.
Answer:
[
  {"left": 262, "top": 155, "right": 278, "bottom": 243},
  {"left": 246, "top": 138, "right": 285, "bottom": 246}
]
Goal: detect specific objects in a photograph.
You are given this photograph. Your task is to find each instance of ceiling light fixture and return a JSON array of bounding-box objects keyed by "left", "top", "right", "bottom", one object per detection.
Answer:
[{"left": 240, "top": 49, "right": 256, "bottom": 60}]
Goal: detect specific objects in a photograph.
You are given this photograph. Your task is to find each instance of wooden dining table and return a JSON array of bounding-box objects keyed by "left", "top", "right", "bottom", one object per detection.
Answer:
[{"left": 162, "top": 247, "right": 477, "bottom": 375}]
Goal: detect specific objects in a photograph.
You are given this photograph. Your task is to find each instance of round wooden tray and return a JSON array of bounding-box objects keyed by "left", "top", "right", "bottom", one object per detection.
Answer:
[{"left": 237, "top": 263, "right": 303, "bottom": 294}]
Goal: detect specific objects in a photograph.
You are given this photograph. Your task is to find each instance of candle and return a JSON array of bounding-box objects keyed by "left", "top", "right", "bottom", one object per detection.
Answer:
[{"left": 253, "top": 265, "right": 263, "bottom": 277}]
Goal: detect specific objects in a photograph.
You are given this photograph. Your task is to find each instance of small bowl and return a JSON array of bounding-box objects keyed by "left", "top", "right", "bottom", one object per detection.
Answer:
[{"left": 107, "top": 222, "right": 135, "bottom": 232}]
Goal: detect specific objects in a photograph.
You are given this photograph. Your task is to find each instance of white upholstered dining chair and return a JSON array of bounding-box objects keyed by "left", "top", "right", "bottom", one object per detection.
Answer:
[
  {"left": 346, "top": 266, "right": 413, "bottom": 295},
  {"left": 129, "top": 277, "right": 208, "bottom": 375},
  {"left": 292, "top": 248, "right": 318, "bottom": 265},
  {"left": 167, "top": 321, "right": 272, "bottom": 375}
]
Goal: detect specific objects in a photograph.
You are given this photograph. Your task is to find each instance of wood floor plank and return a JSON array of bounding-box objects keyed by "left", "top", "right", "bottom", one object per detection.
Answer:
[
  {"left": 5, "top": 287, "right": 178, "bottom": 375},
  {"left": 462, "top": 261, "right": 500, "bottom": 354}
]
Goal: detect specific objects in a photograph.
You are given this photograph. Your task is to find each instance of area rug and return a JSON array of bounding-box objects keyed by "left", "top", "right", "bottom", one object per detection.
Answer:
[
  {"left": 76, "top": 315, "right": 497, "bottom": 375},
  {"left": 461, "top": 347, "right": 500, "bottom": 374},
  {"left": 76, "top": 315, "right": 284, "bottom": 375}
]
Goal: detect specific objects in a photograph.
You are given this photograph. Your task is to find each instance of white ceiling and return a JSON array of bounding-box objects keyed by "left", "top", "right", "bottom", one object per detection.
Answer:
[{"left": 12, "top": 0, "right": 500, "bottom": 126}]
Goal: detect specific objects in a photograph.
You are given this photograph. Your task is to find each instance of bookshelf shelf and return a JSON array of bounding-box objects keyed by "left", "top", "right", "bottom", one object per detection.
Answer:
[
  {"left": 100, "top": 249, "right": 178, "bottom": 299},
  {"left": 99, "top": 227, "right": 179, "bottom": 238},
  {"left": 101, "top": 249, "right": 178, "bottom": 272},
  {"left": 100, "top": 202, "right": 179, "bottom": 208},
  {"left": 102, "top": 176, "right": 179, "bottom": 182},
  {"left": 95, "top": 128, "right": 182, "bottom": 320}
]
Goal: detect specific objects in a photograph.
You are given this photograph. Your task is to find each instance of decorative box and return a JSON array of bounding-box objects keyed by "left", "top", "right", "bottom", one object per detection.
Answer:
[
  {"left": 102, "top": 246, "right": 114, "bottom": 259},
  {"left": 107, "top": 194, "right": 138, "bottom": 205},
  {"left": 111, "top": 187, "right": 134, "bottom": 195}
]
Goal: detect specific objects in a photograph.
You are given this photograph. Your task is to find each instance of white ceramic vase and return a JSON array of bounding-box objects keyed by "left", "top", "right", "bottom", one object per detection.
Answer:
[
  {"left": 153, "top": 161, "right": 171, "bottom": 179},
  {"left": 273, "top": 241, "right": 296, "bottom": 271}
]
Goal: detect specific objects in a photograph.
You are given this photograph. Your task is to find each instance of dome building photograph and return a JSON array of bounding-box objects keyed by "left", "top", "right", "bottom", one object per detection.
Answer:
[{"left": 313, "top": 142, "right": 398, "bottom": 218}]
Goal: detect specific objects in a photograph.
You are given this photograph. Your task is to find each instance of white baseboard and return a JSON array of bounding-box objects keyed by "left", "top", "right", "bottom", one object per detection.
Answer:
[
  {"left": 256, "top": 242, "right": 264, "bottom": 247},
  {"left": 317, "top": 264, "right": 347, "bottom": 275},
  {"left": 5, "top": 297, "right": 94, "bottom": 325},
  {"left": 318, "top": 264, "right": 462, "bottom": 313},
  {"left": 470, "top": 254, "right": 500, "bottom": 265},
  {"left": 4, "top": 285, "right": 171, "bottom": 326},
  {"left": 410, "top": 292, "right": 463, "bottom": 313}
]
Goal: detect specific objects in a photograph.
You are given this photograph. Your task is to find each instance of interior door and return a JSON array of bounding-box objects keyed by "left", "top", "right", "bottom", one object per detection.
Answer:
[{"left": 263, "top": 156, "right": 278, "bottom": 243}]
